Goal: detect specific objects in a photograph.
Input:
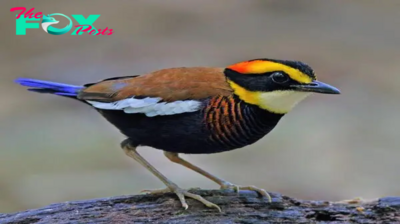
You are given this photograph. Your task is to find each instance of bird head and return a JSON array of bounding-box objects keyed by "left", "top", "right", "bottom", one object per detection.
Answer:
[{"left": 224, "top": 58, "right": 340, "bottom": 114}]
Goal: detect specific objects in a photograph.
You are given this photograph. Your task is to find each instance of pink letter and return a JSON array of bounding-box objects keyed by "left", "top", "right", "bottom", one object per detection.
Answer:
[
  {"left": 10, "top": 7, "right": 26, "bottom": 19},
  {"left": 100, "top": 27, "right": 109, "bottom": 35},
  {"left": 24, "top": 8, "right": 35, "bottom": 18},
  {"left": 34, "top": 12, "right": 43, "bottom": 19},
  {"left": 74, "top": 25, "right": 93, "bottom": 34},
  {"left": 107, "top": 29, "right": 114, "bottom": 35}
]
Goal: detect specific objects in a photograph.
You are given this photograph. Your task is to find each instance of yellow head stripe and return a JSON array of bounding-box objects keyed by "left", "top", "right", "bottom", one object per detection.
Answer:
[
  {"left": 228, "top": 80, "right": 310, "bottom": 114},
  {"left": 227, "top": 80, "right": 259, "bottom": 106},
  {"left": 227, "top": 60, "right": 313, "bottom": 84}
]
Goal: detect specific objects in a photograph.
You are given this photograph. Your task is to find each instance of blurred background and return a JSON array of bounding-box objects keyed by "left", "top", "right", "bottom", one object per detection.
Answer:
[{"left": 1, "top": 0, "right": 400, "bottom": 213}]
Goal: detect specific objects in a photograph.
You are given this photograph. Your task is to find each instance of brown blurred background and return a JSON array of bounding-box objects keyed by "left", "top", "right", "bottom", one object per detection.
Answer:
[{"left": 1, "top": 0, "right": 400, "bottom": 213}]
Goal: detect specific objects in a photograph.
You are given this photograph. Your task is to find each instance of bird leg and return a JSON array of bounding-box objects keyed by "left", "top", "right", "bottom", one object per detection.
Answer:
[
  {"left": 121, "top": 142, "right": 221, "bottom": 211},
  {"left": 164, "top": 151, "right": 272, "bottom": 202}
]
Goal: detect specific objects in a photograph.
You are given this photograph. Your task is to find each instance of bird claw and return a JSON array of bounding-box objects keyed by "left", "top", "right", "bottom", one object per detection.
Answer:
[
  {"left": 140, "top": 186, "right": 222, "bottom": 212},
  {"left": 220, "top": 182, "right": 272, "bottom": 202},
  {"left": 219, "top": 182, "right": 240, "bottom": 193}
]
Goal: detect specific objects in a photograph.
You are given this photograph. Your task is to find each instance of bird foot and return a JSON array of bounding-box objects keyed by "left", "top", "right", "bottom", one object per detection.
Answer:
[
  {"left": 141, "top": 186, "right": 221, "bottom": 212},
  {"left": 220, "top": 182, "right": 272, "bottom": 202}
]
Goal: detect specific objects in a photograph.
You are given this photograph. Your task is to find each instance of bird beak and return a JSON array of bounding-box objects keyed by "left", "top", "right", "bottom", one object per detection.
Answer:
[{"left": 291, "top": 80, "right": 341, "bottom": 94}]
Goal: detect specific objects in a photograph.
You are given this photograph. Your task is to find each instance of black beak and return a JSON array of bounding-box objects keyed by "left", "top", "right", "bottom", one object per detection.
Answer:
[{"left": 291, "top": 80, "right": 341, "bottom": 94}]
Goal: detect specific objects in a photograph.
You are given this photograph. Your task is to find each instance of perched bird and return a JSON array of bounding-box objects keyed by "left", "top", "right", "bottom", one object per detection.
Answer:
[{"left": 15, "top": 58, "right": 340, "bottom": 211}]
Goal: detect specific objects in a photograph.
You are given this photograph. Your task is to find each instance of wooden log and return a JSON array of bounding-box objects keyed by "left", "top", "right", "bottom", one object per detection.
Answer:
[{"left": 1, "top": 190, "right": 399, "bottom": 223}]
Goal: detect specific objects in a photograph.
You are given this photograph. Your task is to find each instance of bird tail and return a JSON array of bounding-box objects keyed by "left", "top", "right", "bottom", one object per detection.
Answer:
[{"left": 15, "top": 78, "right": 83, "bottom": 97}]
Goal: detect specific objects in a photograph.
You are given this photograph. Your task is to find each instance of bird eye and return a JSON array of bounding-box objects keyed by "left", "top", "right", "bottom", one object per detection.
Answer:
[{"left": 271, "top": 72, "right": 289, "bottom": 84}]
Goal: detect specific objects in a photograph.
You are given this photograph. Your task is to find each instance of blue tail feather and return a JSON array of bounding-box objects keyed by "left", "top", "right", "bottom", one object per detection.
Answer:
[{"left": 15, "top": 78, "right": 83, "bottom": 97}]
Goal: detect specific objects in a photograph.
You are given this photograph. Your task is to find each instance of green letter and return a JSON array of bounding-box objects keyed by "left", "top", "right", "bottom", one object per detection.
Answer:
[{"left": 16, "top": 15, "right": 40, "bottom": 35}]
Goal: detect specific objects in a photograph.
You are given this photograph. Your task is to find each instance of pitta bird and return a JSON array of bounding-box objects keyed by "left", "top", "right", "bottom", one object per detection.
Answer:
[{"left": 15, "top": 58, "right": 340, "bottom": 211}]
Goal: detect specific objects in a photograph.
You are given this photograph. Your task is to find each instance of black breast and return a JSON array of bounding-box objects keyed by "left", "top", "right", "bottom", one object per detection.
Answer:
[{"left": 95, "top": 96, "right": 284, "bottom": 154}]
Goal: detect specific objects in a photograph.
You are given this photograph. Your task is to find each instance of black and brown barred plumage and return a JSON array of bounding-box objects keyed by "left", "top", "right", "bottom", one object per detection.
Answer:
[
  {"left": 203, "top": 95, "right": 282, "bottom": 153},
  {"left": 15, "top": 58, "right": 340, "bottom": 211}
]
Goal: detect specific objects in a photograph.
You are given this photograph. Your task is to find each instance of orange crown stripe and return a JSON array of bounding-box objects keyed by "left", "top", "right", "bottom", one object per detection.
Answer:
[{"left": 227, "top": 60, "right": 313, "bottom": 84}]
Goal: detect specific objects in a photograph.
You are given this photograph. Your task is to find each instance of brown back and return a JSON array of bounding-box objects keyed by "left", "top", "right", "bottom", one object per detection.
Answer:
[{"left": 78, "top": 67, "right": 233, "bottom": 102}]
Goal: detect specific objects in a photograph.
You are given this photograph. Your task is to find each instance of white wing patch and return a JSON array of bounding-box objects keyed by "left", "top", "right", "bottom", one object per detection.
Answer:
[{"left": 86, "top": 97, "right": 202, "bottom": 117}]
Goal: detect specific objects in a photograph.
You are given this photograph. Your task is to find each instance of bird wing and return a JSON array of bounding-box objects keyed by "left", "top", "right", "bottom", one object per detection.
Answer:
[{"left": 78, "top": 67, "right": 233, "bottom": 117}]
